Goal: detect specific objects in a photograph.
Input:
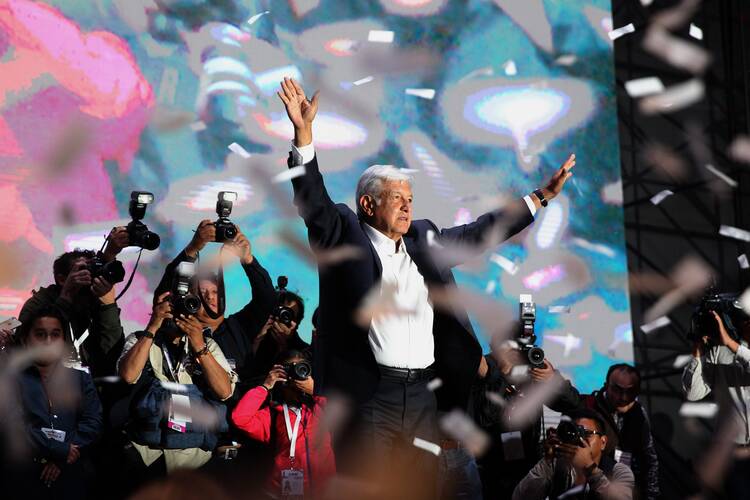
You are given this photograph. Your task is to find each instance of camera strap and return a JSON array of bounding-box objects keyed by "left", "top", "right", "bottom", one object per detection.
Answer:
[{"left": 115, "top": 248, "right": 143, "bottom": 302}]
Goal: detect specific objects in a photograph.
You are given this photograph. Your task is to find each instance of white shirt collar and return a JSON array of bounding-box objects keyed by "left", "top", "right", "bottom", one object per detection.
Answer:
[{"left": 363, "top": 222, "right": 404, "bottom": 256}]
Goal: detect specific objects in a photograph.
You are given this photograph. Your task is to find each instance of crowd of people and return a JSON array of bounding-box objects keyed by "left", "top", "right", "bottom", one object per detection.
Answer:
[{"left": 1, "top": 77, "right": 746, "bottom": 500}]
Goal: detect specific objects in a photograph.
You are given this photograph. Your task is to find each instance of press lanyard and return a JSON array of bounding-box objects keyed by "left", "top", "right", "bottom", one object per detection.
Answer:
[
  {"left": 283, "top": 403, "right": 302, "bottom": 460},
  {"left": 162, "top": 345, "right": 181, "bottom": 382}
]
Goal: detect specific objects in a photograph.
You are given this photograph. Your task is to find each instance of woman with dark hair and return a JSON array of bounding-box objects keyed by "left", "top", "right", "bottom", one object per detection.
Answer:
[
  {"left": 232, "top": 350, "right": 335, "bottom": 499},
  {"left": 9, "top": 306, "right": 103, "bottom": 499}
]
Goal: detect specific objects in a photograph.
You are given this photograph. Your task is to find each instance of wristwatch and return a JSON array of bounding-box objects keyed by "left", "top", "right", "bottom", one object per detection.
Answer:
[
  {"left": 135, "top": 330, "right": 155, "bottom": 340},
  {"left": 533, "top": 189, "right": 548, "bottom": 207}
]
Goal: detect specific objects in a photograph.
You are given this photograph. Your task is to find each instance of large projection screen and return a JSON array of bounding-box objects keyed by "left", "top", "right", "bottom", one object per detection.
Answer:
[{"left": 0, "top": 0, "right": 630, "bottom": 393}]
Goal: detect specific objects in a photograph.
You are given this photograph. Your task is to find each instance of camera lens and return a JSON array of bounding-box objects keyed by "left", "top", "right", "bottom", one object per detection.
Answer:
[
  {"left": 139, "top": 231, "right": 161, "bottom": 251},
  {"left": 183, "top": 294, "right": 201, "bottom": 315},
  {"left": 224, "top": 225, "right": 237, "bottom": 240},
  {"left": 527, "top": 347, "right": 545, "bottom": 367},
  {"left": 102, "top": 261, "right": 126, "bottom": 284},
  {"left": 293, "top": 361, "right": 311, "bottom": 380}
]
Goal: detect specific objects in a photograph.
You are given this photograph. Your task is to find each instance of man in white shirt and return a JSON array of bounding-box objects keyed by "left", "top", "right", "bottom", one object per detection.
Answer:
[{"left": 277, "top": 77, "right": 575, "bottom": 495}]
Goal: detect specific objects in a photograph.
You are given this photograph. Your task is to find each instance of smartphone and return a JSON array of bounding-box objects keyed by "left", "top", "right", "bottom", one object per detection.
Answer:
[{"left": 0, "top": 317, "right": 21, "bottom": 331}]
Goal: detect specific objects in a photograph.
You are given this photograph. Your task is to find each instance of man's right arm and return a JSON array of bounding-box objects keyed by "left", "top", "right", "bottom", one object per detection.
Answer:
[
  {"left": 682, "top": 347, "right": 712, "bottom": 401},
  {"left": 278, "top": 77, "right": 344, "bottom": 249}
]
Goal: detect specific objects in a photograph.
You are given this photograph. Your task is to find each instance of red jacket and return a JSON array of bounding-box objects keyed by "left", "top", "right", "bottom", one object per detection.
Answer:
[{"left": 232, "top": 386, "right": 336, "bottom": 497}]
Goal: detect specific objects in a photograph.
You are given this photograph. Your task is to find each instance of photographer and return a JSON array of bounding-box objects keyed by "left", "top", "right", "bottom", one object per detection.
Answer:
[
  {"left": 19, "top": 227, "right": 129, "bottom": 376},
  {"left": 231, "top": 350, "right": 335, "bottom": 498},
  {"left": 116, "top": 290, "right": 236, "bottom": 482},
  {"left": 9, "top": 306, "right": 103, "bottom": 500},
  {"left": 475, "top": 344, "right": 581, "bottom": 499},
  {"left": 513, "top": 409, "right": 635, "bottom": 500},
  {"left": 683, "top": 304, "right": 750, "bottom": 497},
  {"left": 154, "top": 219, "right": 277, "bottom": 396},
  {"left": 250, "top": 289, "right": 309, "bottom": 383}
]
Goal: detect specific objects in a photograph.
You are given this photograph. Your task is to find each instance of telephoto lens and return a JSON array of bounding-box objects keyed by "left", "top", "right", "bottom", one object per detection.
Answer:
[{"left": 89, "top": 256, "right": 125, "bottom": 284}]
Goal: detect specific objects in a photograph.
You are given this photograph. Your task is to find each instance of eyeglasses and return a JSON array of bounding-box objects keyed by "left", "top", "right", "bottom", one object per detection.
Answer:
[{"left": 582, "top": 429, "right": 604, "bottom": 438}]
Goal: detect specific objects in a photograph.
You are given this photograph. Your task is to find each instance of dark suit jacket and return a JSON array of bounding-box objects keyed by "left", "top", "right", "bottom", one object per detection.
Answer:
[{"left": 291, "top": 155, "right": 535, "bottom": 410}]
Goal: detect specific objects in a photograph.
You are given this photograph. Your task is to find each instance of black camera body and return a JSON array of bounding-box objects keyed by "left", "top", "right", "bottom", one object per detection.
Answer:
[
  {"left": 283, "top": 360, "right": 312, "bottom": 381},
  {"left": 214, "top": 191, "right": 238, "bottom": 242},
  {"left": 518, "top": 294, "right": 545, "bottom": 368},
  {"left": 127, "top": 191, "right": 160, "bottom": 251},
  {"left": 690, "top": 291, "right": 749, "bottom": 344},
  {"left": 171, "top": 262, "right": 201, "bottom": 318},
  {"left": 556, "top": 420, "right": 586, "bottom": 447},
  {"left": 88, "top": 253, "right": 125, "bottom": 284},
  {"left": 274, "top": 305, "right": 296, "bottom": 327}
]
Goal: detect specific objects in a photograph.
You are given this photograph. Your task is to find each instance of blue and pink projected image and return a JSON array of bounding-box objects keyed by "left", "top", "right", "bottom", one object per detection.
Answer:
[{"left": 0, "top": 0, "right": 630, "bottom": 392}]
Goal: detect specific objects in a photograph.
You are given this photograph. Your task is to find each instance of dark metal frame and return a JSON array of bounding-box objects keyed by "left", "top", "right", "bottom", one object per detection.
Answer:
[{"left": 612, "top": 0, "right": 750, "bottom": 496}]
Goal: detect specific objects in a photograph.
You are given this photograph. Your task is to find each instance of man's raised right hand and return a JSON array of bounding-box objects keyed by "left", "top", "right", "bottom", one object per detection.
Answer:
[{"left": 277, "top": 77, "right": 319, "bottom": 146}]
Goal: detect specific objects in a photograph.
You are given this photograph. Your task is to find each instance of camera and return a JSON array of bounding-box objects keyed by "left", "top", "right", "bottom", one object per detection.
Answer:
[
  {"left": 88, "top": 253, "right": 125, "bottom": 284},
  {"left": 690, "top": 290, "right": 749, "bottom": 344},
  {"left": 273, "top": 305, "right": 296, "bottom": 327},
  {"left": 517, "top": 294, "right": 545, "bottom": 368},
  {"left": 283, "top": 360, "right": 312, "bottom": 381},
  {"left": 127, "top": 191, "right": 160, "bottom": 251},
  {"left": 556, "top": 419, "right": 586, "bottom": 447},
  {"left": 214, "top": 191, "right": 238, "bottom": 242},
  {"left": 171, "top": 262, "right": 201, "bottom": 317}
]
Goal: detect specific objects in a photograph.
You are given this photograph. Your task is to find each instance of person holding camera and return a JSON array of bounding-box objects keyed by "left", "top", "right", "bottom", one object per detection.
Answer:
[
  {"left": 250, "top": 289, "right": 309, "bottom": 383},
  {"left": 19, "top": 227, "right": 129, "bottom": 376},
  {"left": 116, "top": 289, "right": 236, "bottom": 482},
  {"left": 153, "top": 219, "right": 277, "bottom": 396},
  {"left": 513, "top": 409, "right": 635, "bottom": 500},
  {"left": 683, "top": 305, "right": 750, "bottom": 497},
  {"left": 7, "top": 306, "right": 103, "bottom": 500},
  {"left": 231, "top": 350, "right": 336, "bottom": 499}
]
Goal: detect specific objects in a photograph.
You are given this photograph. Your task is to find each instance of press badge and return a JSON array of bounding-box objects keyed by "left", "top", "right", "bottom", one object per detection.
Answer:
[
  {"left": 167, "top": 394, "right": 191, "bottom": 433},
  {"left": 614, "top": 448, "right": 632, "bottom": 466},
  {"left": 280, "top": 469, "right": 304, "bottom": 496},
  {"left": 41, "top": 427, "right": 66, "bottom": 442}
]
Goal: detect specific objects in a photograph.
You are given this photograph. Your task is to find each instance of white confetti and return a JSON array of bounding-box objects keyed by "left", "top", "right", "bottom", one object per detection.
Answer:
[
  {"left": 740, "top": 288, "right": 750, "bottom": 314},
  {"left": 93, "top": 376, "right": 122, "bottom": 384},
  {"left": 639, "top": 78, "right": 704, "bottom": 115},
  {"left": 608, "top": 23, "right": 635, "bottom": 41},
  {"left": 625, "top": 77, "right": 665, "bottom": 98},
  {"left": 485, "top": 280, "right": 497, "bottom": 294},
  {"left": 689, "top": 23, "right": 703, "bottom": 40},
  {"left": 399, "top": 168, "right": 420, "bottom": 174},
  {"left": 739, "top": 254, "right": 749, "bottom": 270},
  {"left": 190, "top": 121, "right": 207, "bottom": 132},
  {"left": 353, "top": 75, "right": 375, "bottom": 86},
  {"left": 704, "top": 164, "right": 737, "bottom": 188},
  {"left": 413, "top": 437, "right": 441, "bottom": 456},
  {"left": 272, "top": 166, "right": 306, "bottom": 184},
  {"left": 439, "top": 409, "right": 490, "bottom": 457},
  {"left": 729, "top": 135, "right": 750, "bottom": 163},
  {"left": 228, "top": 142, "right": 251, "bottom": 159},
  {"left": 405, "top": 88, "right": 436, "bottom": 100},
  {"left": 489, "top": 253, "right": 518, "bottom": 275},
  {"left": 505, "top": 376, "right": 565, "bottom": 428},
  {"left": 503, "top": 60, "right": 517, "bottom": 76},
  {"left": 555, "top": 55, "right": 577, "bottom": 66},
  {"left": 570, "top": 237, "right": 616, "bottom": 258},
  {"left": 368, "top": 30, "right": 394, "bottom": 43},
  {"left": 643, "top": 27, "right": 711, "bottom": 75},
  {"left": 427, "top": 378, "right": 443, "bottom": 392},
  {"left": 160, "top": 381, "right": 189, "bottom": 393},
  {"left": 673, "top": 354, "right": 693, "bottom": 369},
  {"left": 679, "top": 402, "right": 718, "bottom": 419},
  {"left": 650, "top": 190, "right": 674, "bottom": 205},
  {"left": 640, "top": 315, "right": 671, "bottom": 334},
  {"left": 720, "top": 225, "right": 750, "bottom": 242},
  {"left": 548, "top": 305, "right": 571, "bottom": 314},
  {"left": 652, "top": 0, "right": 701, "bottom": 30},
  {"left": 246, "top": 10, "right": 269, "bottom": 27}
]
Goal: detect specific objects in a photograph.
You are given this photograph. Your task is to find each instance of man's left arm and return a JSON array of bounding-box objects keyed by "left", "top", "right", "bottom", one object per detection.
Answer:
[
  {"left": 84, "top": 281, "right": 125, "bottom": 375},
  {"left": 588, "top": 463, "right": 635, "bottom": 500},
  {"left": 225, "top": 231, "right": 276, "bottom": 335},
  {"left": 70, "top": 371, "right": 104, "bottom": 449},
  {"left": 438, "top": 154, "right": 575, "bottom": 256}
]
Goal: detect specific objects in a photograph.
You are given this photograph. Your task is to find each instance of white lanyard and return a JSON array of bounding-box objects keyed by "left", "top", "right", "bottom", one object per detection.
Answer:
[{"left": 283, "top": 403, "right": 302, "bottom": 460}]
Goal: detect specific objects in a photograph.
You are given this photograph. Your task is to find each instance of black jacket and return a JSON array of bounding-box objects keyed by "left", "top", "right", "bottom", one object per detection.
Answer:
[
  {"left": 18, "top": 365, "right": 103, "bottom": 461},
  {"left": 290, "top": 155, "right": 535, "bottom": 410},
  {"left": 155, "top": 250, "right": 277, "bottom": 393}
]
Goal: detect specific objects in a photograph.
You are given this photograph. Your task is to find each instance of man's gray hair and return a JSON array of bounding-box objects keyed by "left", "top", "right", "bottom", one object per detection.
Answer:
[{"left": 355, "top": 164, "right": 412, "bottom": 219}]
